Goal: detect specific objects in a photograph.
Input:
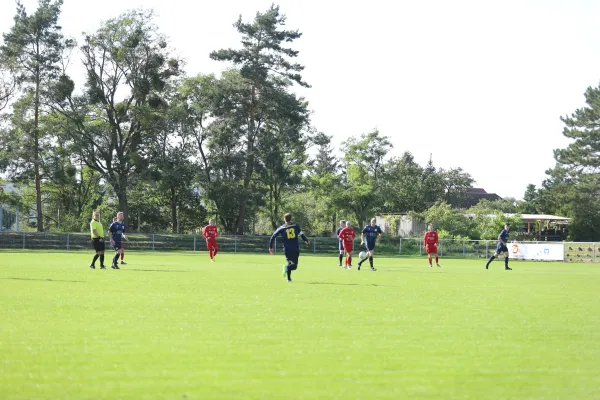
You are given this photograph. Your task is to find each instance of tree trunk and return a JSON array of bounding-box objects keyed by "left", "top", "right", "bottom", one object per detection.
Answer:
[
  {"left": 34, "top": 69, "right": 43, "bottom": 232},
  {"left": 115, "top": 173, "right": 128, "bottom": 218},
  {"left": 235, "top": 84, "right": 257, "bottom": 235},
  {"left": 171, "top": 186, "right": 177, "bottom": 234}
]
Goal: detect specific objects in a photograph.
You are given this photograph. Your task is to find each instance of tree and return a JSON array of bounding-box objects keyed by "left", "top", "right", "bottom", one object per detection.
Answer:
[
  {"left": 421, "top": 154, "right": 445, "bottom": 209},
  {"left": 420, "top": 201, "right": 473, "bottom": 239},
  {"left": 516, "top": 184, "right": 541, "bottom": 214},
  {"left": 210, "top": 4, "right": 309, "bottom": 234},
  {"left": 52, "top": 9, "right": 181, "bottom": 218},
  {"left": 547, "top": 82, "right": 600, "bottom": 240},
  {"left": 440, "top": 167, "right": 475, "bottom": 208},
  {"left": 337, "top": 130, "right": 392, "bottom": 227},
  {"left": 256, "top": 89, "right": 310, "bottom": 229},
  {"left": 1, "top": 0, "right": 70, "bottom": 231},
  {"left": 306, "top": 132, "right": 342, "bottom": 233},
  {"left": 0, "top": 62, "right": 16, "bottom": 111},
  {"left": 381, "top": 151, "right": 425, "bottom": 213}
]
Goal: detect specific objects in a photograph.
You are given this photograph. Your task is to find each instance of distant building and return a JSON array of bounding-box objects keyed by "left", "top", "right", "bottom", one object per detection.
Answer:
[{"left": 376, "top": 214, "right": 427, "bottom": 237}]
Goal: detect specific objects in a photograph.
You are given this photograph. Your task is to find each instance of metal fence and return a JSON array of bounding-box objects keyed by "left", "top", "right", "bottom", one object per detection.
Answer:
[{"left": 0, "top": 232, "right": 598, "bottom": 262}]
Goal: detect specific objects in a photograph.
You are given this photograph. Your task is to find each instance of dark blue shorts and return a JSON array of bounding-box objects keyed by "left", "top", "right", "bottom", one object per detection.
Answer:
[
  {"left": 496, "top": 243, "right": 508, "bottom": 254},
  {"left": 338, "top": 240, "right": 343, "bottom": 251},
  {"left": 365, "top": 241, "right": 376, "bottom": 252},
  {"left": 284, "top": 247, "right": 300, "bottom": 265},
  {"left": 113, "top": 241, "right": 123, "bottom": 251}
]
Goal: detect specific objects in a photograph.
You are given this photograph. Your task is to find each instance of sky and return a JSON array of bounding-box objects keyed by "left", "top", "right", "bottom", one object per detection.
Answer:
[{"left": 2, "top": 0, "right": 600, "bottom": 200}]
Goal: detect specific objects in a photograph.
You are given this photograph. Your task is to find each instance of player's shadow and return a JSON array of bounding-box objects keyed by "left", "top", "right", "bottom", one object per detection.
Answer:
[
  {"left": 303, "top": 281, "right": 396, "bottom": 287},
  {"left": 125, "top": 268, "right": 191, "bottom": 273},
  {"left": 1, "top": 277, "right": 85, "bottom": 283}
]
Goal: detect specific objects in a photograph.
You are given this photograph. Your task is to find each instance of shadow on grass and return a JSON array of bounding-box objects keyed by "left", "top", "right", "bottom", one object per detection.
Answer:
[
  {"left": 124, "top": 268, "right": 191, "bottom": 273},
  {"left": 1, "top": 277, "right": 85, "bottom": 283},
  {"left": 302, "top": 281, "right": 396, "bottom": 287}
]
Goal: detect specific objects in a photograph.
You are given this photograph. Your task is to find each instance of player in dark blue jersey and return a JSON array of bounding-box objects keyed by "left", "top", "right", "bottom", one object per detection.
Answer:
[
  {"left": 485, "top": 223, "right": 512, "bottom": 270},
  {"left": 108, "top": 211, "right": 128, "bottom": 269},
  {"left": 358, "top": 218, "right": 382, "bottom": 271},
  {"left": 336, "top": 220, "right": 346, "bottom": 266},
  {"left": 269, "top": 213, "right": 310, "bottom": 282}
]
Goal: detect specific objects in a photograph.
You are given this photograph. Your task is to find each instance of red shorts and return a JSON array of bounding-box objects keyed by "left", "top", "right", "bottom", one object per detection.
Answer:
[
  {"left": 425, "top": 244, "right": 438, "bottom": 254},
  {"left": 206, "top": 238, "right": 218, "bottom": 249},
  {"left": 343, "top": 242, "right": 353, "bottom": 252}
]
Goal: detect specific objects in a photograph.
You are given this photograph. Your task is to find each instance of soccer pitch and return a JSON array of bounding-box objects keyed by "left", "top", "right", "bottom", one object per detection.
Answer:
[{"left": 1, "top": 252, "right": 599, "bottom": 399}]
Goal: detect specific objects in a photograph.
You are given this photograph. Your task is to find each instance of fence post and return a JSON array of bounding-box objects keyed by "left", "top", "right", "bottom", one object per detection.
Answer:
[
  {"left": 313, "top": 237, "right": 316, "bottom": 253},
  {"left": 463, "top": 240, "right": 466, "bottom": 257},
  {"left": 152, "top": 234, "right": 155, "bottom": 250},
  {"left": 419, "top": 241, "right": 422, "bottom": 256},
  {"left": 235, "top": 236, "right": 238, "bottom": 253},
  {"left": 193, "top": 237, "right": 196, "bottom": 251},
  {"left": 440, "top": 240, "right": 443, "bottom": 257},
  {"left": 485, "top": 241, "right": 489, "bottom": 259},
  {"left": 594, "top": 243, "right": 596, "bottom": 263},
  {"left": 67, "top": 233, "right": 70, "bottom": 250},
  {"left": 399, "top": 238, "right": 402, "bottom": 254},
  {"left": 22, "top": 232, "right": 25, "bottom": 249}
]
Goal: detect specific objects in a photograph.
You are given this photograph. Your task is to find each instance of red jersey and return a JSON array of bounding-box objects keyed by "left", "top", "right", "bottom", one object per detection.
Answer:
[
  {"left": 338, "top": 227, "right": 356, "bottom": 242},
  {"left": 423, "top": 231, "right": 438, "bottom": 246},
  {"left": 203, "top": 225, "right": 219, "bottom": 240}
]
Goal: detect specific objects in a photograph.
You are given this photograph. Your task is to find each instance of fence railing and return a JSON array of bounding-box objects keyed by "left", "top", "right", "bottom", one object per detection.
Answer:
[{"left": 0, "top": 232, "right": 597, "bottom": 262}]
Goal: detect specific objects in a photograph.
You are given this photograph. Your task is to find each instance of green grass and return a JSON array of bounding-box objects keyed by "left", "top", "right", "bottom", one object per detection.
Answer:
[{"left": 1, "top": 251, "right": 599, "bottom": 399}]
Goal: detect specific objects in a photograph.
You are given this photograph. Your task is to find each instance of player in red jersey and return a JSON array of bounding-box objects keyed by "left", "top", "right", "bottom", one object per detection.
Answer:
[
  {"left": 338, "top": 221, "right": 356, "bottom": 268},
  {"left": 423, "top": 224, "right": 440, "bottom": 267},
  {"left": 202, "top": 219, "right": 219, "bottom": 261}
]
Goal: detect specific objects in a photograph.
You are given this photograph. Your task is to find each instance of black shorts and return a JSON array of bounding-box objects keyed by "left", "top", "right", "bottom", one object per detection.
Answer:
[
  {"left": 284, "top": 247, "right": 300, "bottom": 265},
  {"left": 92, "top": 238, "right": 105, "bottom": 252},
  {"left": 496, "top": 243, "right": 508, "bottom": 254}
]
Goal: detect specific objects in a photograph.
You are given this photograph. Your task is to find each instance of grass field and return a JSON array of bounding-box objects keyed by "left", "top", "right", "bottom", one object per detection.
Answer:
[{"left": 1, "top": 251, "right": 599, "bottom": 400}]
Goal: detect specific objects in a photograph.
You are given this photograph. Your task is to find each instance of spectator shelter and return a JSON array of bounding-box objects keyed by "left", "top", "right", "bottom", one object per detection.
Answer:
[{"left": 505, "top": 213, "right": 570, "bottom": 241}]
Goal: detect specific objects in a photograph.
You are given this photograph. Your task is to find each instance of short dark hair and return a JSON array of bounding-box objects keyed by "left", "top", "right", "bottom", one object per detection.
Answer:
[{"left": 284, "top": 213, "right": 292, "bottom": 223}]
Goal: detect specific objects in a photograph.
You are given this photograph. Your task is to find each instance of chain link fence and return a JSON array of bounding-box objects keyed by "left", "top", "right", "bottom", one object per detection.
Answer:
[{"left": 0, "top": 232, "right": 597, "bottom": 262}]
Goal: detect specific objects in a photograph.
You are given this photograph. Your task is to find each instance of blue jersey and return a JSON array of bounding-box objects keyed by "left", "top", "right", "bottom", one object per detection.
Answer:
[
  {"left": 498, "top": 229, "right": 509, "bottom": 244},
  {"left": 109, "top": 221, "right": 126, "bottom": 243},
  {"left": 269, "top": 223, "right": 308, "bottom": 250},
  {"left": 362, "top": 225, "right": 382, "bottom": 248},
  {"left": 337, "top": 227, "right": 344, "bottom": 242}
]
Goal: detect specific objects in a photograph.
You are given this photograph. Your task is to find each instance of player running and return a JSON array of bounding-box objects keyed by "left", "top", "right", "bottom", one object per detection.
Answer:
[
  {"left": 268, "top": 213, "right": 310, "bottom": 282},
  {"left": 203, "top": 219, "right": 219, "bottom": 262},
  {"left": 485, "top": 223, "right": 512, "bottom": 270},
  {"left": 357, "top": 218, "right": 382, "bottom": 271}
]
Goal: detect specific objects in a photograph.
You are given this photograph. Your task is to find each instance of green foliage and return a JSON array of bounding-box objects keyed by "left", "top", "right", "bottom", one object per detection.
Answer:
[
  {"left": 209, "top": 5, "right": 310, "bottom": 234},
  {"left": 52, "top": 8, "right": 181, "bottom": 218},
  {"left": 336, "top": 130, "right": 392, "bottom": 226},
  {"left": 0, "top": 0, "right": 71, "bottom": 231},
  {"left": 540, "top": 82, "right": 600, "bottom": 240},
  {"left": 420, "top": 201, "right": 473, "bottom": 238}
]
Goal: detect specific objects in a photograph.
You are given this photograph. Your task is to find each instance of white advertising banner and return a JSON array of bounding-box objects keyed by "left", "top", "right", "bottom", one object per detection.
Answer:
[{"left": 507, "top": 242, "right": 564, "bottom": 261}]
